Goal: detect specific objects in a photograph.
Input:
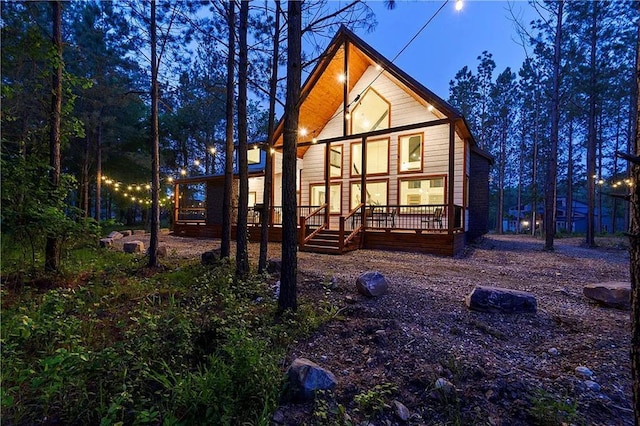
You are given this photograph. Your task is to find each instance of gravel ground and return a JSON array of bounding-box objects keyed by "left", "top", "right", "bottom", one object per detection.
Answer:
[{"left": 114, "top": 232, "right": 632, "bottom": 425}]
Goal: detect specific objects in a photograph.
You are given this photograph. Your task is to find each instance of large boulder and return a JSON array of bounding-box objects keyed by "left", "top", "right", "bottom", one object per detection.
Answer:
[
  {"left": 286, "top": 358, "right": 337, "bottom": 402},
  {"left": 120, "top": 230, "right": 132, "bottom": 237},
  {"left": 583, "top": 281, "right": 630, "bottom": 309},
  {"left": 202, "top": 249, "right": 222, "bottom": 265},
  {"left": 148, "top": 245, "right": 168, "bottom": 258},
  {"left": 356, "top": 271, "right": 389, "bottom": 297},
  {"left": 123, "top": 240, "right": 144, "bottom": 253},
  {"left": 465, "top": 285, "right": 537, "bottom": 314},
  {"left": 99, "top": 238, "right": 113, "bottom": 248},
  {"left": 108, "top": 231, "right": 123, "bottom": 240}
]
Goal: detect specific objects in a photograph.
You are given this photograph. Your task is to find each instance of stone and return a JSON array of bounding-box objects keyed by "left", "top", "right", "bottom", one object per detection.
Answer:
[
  {"left": 120, "top": 230, "right": 132, "bottom": 237},
  {"left": 107, "top": 231, "right": 123, "bottom": 240},
  {"left": 286, "top": 358, "right": 337, "bottom": 401},
  {"left": 465, "top": 285, "right": 537, "bottom": 314},
  {"left": 434, "top": 378, "right": 455, "bottom": 395},
  {"left": 272, "top": 408, "right": 285, "bottom": 424},
  {"left": 201, "top": 249, "right": 221, "bottom": 265},
  {"left": 548, "top": 347, "right": 560, "bottom": 356},
  {"left": 267, "top": 258, "right": 282, "bottom": 274},
  {"left": 148, "top": 245, "right": 168, "bottom": 258},
  {"left": 132, "top": 229, "right": 146, "bottom": 235},
  {"left": 356, "top": 271, "right": 389, "bottom": 297},
  {"left": 575, "top": 366, "right": 594, "bottom": 379},
  {"left": 583, "top": 281, "right": 630, "bottom": 309},
  {"left": 99, "top": 238, "right": 113, "bottom": 248},
  {"left": 160, "top": 228, "right": 171, "bottom": 235},
  {"left": 584, "top": 380, "right": 601, "bottom": 392},
  {"left": 392, "top": 400, "right": 411, "bottom": 422},
  {"left": 123, "top": 240, "right": 144, "bottom": 253}
]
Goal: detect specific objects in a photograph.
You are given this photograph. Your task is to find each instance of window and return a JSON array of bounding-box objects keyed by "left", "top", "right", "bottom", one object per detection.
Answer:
[
  {"left": 350, "top": 181, "right": 388, "bottom": 210},
  {"left": 351, "top": 138, "right": 389, "bottom": 175},
  {"left": 310, "top": 183, "right": 341, "bottom": 214},
  {"left": 399, "top": 134, "right": 422, "bottom": 172},
  {"left": 248, "top": 147, "right": 261, "bottom": 164},
  {"left": 399, "top": 177, "right": 445, "bottom": 207},
  {"left": 351, "top": 89, "right": 390, "bottom": 134},
  {"left": 329, "top": 145, "right": 342, "bottom": 178}
]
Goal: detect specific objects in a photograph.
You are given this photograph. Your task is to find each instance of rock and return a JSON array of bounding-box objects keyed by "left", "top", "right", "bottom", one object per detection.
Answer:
[
  {"left": 272, "top": 408, "right": 285, "bottom": 424},
  {"left": 584, "top": 380, "right": 601, "bottom": 392},
  {"left": 548, "top": 347, "right": 560, "bottom": 356},
  {"left": 121, "top": 230, "right": 132, "bottom": 237},
  {"left": 273, "top": 281, "right": 280, "bottom": 299},
  {"left": 286, "top": 358, "right": 337, "bottom": 401},
  {"left": 160, "top": 228, "right": 171, "bottom": 235},
  {"left": 356, "top": 271, "right": 389, "bottom": 297},
  {"left": 267, "top": 258, "right": 282, "bottom": 274},
  {"left": 345, "top": 295, "right": 357, "bottom": 304},
  {"left": 99, "top": 238, "right": 113, "bottom": 248},
  {"left": 575, "top": 366, "right": 594, "bottom": 379},
  {"left": 392, "top": 400, "right": 411, "bottom": 422},
  {"left": 465, "top": 285, "right": 537, "bottom": 314},
  {"left": 583, "top": 281, "right": 630, "bottom": 309},
  {"left": 148, "top": 245, "right": 167, "bottom": 257},
  {"left": 435, "top": 378, "right": 455, "bottom": 395},
  {"left": 108, "top": 231, "right": 123, "bottom": 240},
  {"left": 123, "top": 240, "right": 144, "bottom": 253},
  {"left": 201, "top": 249, "right": 221, "bottom": 265},
  {"left": 132, "top": 229, "right": 146, "bottom": 235}
]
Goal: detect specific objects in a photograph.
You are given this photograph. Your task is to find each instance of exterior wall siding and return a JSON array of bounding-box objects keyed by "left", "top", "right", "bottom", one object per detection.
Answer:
[{"left": 467, "top": 150, "right": 491, "bottom": 240}]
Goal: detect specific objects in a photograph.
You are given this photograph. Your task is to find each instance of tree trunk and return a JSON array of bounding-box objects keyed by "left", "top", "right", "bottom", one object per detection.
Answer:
[
  {"left": 586, "top": 2, "right": 598, "bottom": 247},
  {"left": 235, "top": 0, "right": 249, "bottom": 278},
  {"left": 148, "top": 0, "right": 160, "bottom": 267},
  {"left": 544, "top": 0, "right": 563, "bottom": 251},
  {"left": 95, "top": 122, "right": 102, "bottom": 221},
  {"left": 629, "top": 8, "right": 640, "bottom": 424},
  {"left": 82, "top": 136, "right": 90, "bottom": 219},
  {"left": 567, "top": 119, "right": 574, "bottom": 234},
  {"left": 278, "top": 0, "right": 302, "bottom": 313},
  {"left": 45, "top": 0, "right": 62, "bottom": 273},
  {"left": 221, "top": 0, "right": 235, "bottom": 259},
  {"left": 258, "top": 0, "right": 280, "bottom": 274}
]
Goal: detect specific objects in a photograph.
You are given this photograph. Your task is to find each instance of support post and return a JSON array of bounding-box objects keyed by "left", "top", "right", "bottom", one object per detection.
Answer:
[
  {"left": 361, "top": 136, "right": 367, "bottom": 226},
  {"left": 448, "top": 121, "right": 455, "bottom": 234}
]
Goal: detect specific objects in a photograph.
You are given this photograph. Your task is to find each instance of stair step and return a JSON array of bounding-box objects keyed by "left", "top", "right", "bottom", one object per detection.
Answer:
[{"left": 300, "top": 244, "right": 342, "bottom": 255}]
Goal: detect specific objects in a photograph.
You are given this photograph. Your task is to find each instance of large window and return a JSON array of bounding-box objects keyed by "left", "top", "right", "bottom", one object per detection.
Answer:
[
  {"left": 399, "top": 177, "right": 445, "bottom": 206},
  {"left": 178, "top": 183, "right": 206, "bottom": 221},
  {"left": 351, "top": 138, "right": 389, "bottom": 176},
  {"left": 399, "top": 134, "right": 423, "bottom": 172},
  {"left": 310, "top": 183, "right": 341, "bottom": 214},
  {"left": 351, "top": 89, "right": 390, "bottom": 134},
  {"left": 248, "top": 147, "right": 261, "bottom": 164},
  {"left": 329, "top": 145, "right": 342, "bottom": 178},
  {"left": 350, "top": 181, "right": 388, "bottom": 210}
]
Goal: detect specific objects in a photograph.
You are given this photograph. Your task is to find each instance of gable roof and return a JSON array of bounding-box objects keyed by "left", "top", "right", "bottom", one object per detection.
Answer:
[{"left": 272, "top": 26, "right": 481, "bottom": 158}]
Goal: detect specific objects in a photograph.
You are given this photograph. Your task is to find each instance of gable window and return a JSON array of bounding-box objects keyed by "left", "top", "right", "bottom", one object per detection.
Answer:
[
  {"left": 310, "top": 183, "right": 341, "bottom": 214},
  {"left": 399, "top": 177, "right": 445, "bottom": 208},
  {"left": 399, "top": 134, "right": 423, "bottom": 172},
  {"left": 329, "top": 145, "right": 342, "bottom": 178},
  {"left": 351, "top": 138, "right": 389, "bottom": 176},
  {"left": 351, "top": 88, "right": 390, "bottom": 134},
  {"left": 350, "top": 181, "right": 388, "bottom": 210}
]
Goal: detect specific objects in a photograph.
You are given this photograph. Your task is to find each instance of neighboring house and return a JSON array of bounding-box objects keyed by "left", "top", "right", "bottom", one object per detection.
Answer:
[
  {"left": 505, "top": 196, "right": 619, "bottom": 234},
  {"left": 172, "top": 26, "right": 492, "bottom": 256}
]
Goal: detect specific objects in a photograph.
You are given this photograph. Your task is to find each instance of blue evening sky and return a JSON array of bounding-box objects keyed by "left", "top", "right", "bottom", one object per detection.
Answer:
[{"left": 354, "top": 0, "right": 537, "bottom": 100}]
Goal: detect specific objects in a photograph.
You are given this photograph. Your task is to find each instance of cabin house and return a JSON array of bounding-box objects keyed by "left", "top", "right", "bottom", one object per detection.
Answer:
[{"left": 172, "top": 27, "right": 492, "bottom": 256}]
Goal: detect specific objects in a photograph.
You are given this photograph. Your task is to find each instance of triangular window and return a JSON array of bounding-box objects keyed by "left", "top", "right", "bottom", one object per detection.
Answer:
[{"left": 351, "top": 88, "right": 390, "bottom": 134}]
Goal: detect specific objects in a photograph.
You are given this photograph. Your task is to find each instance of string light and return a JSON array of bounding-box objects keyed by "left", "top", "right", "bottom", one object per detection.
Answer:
[{"left": 209, "top": 147, "right": 216, "bottom": 155}]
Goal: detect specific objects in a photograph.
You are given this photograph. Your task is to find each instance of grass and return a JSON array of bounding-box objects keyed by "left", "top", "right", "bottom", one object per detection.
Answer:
[{"left": 1, "top": 240, "right": 331, "bottom": 425}]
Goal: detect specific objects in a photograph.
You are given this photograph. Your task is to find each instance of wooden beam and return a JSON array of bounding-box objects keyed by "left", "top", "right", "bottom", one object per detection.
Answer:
[
  {"left": 361, "top": 136, "right": 367, "bottom": 226},
  {"left": 343, "top": 39, "right": 349, "bottom": 137},
  {"left": 448, "top": 120, "right": 455, "bottom": 234},
  {"left": 324, "top": 141, "right": 330, "bottom": 227}
]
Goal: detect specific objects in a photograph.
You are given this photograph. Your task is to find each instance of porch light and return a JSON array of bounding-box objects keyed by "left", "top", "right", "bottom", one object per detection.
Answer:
[
  {"left": 253, "top": 144, "right": 259, "bottom": 150},
  {"left": 427, "top": 104, "right": 434, "bottom": 112},
  {"left": 345, "top": 112, "right": 351, "bottom": 120},
  {"left": 455, "top": 0, "right": 463, "bottom": 11},
  {"left": 375, "top": 64, "right": 382, "bottom": 71},
  {"left": 270, "top": 148, "right": 276, "bottom": 154},
  {"left": 299, "top": 127, "right": 308, "bottom": 137},
  {"left": 194, "top": 159, "right": 201, "bottom": 166},
  {"left": 338, "top": 73, "right": 346, "bottom": 83},
  {"left": 312, "top": 137, "right": 318, "bottom": 144}
]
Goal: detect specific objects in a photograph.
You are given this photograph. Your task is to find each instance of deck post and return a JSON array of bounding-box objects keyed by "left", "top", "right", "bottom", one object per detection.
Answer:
[
  {"left": 339, "top": 217, "right": 345, "bottom": 252},
  {"left": 173, "top": 183, "right": 180, "bottom": 224},
  {"left": 324, "top": 141, "right": 330, "bottom": 228},
  {"left": 361, "top": 136, "right": 367, "bottom": 227},
  {"left": 448, "top": 120, "right": 455, "bottom": 234}
]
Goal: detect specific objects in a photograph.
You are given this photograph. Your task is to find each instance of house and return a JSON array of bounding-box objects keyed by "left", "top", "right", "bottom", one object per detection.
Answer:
[
  {"left": 172, "top": 26, "right": 492, "bottom": 256},
  {"left": 505, "top": 196, "right": 621, "bottom": 234}
]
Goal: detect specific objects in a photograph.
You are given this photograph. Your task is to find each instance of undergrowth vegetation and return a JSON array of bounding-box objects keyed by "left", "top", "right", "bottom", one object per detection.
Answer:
[{"left": 1, "top": 246, "right": 332, "bottom": 425}]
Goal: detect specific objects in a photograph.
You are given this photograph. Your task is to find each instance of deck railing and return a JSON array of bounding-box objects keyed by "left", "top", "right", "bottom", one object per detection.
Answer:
[{"left": 299, "top": 204, "right": 327, "bottom": 249}]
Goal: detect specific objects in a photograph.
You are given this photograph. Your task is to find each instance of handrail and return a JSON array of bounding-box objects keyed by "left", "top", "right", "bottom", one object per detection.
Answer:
[
  {"left": 300, "top": 203, "right": 328, "bottom": 248},
  {"left": 340, "top": 203, "right": 365, "bottom": 249}
]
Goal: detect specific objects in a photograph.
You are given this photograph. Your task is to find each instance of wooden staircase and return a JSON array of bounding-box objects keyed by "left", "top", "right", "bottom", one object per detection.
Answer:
[{"left": 299, "top": 229, "right": 362, "bottom": 255}]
